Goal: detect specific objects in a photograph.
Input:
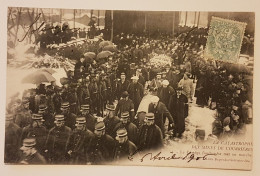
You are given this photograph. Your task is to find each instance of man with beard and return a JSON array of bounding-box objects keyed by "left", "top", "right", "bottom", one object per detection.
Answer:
[
  {"left": 115, "top": 91, "right": 135, "bottom": 122},
  {"left": 113, "top": 112, "right": 138, "bottom": 146},
  {"left": 20, "top": 114, "right": 48, "bottom": 155},
  {"left": 113, "top": 128, "right": 137, "bottom": 162},
  {"left": 80, "top": 104, "right": 96, "bottom": 132},
  {"left": 61, "top": 102, "right": 77, "bottom": 130},
  {"left": 116, "top": 72, "right": 130, "bottom": 100},
  {"left": 148, "top": 96, "right": 174, "bottom": 138},
  {"left": 138, "top": 113, "right": 163, "bottom": 152},
  {"left": 103, "top": 104, "right": 120, "bottom": 137},
  {"left": 127, "top": 76, "right": 144, "bottom": 113},
  {"left": 67, "top": 117, "right": 94, "bottom": 164},
  {"left": 15, "top": 98, "right": 32, "bottom": 128},
  {"left": 168, "top": 87, "right": 188, "bottom": 138},
  {"left": 19, "top": 138, "right": 47, "bottom": 164},
  {"left": 88, "top": 121, "right": 115, "bottom": 164},
  {"left": 5, "top": 114, "right": 22, "bottom": 163},
  {"left": 44, "top": 114, "right": 71, "bottom": 164}
]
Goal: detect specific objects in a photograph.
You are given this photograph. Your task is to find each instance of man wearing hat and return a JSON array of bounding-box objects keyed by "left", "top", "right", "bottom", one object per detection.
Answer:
[
  {"left": 45, "top": 114, "right": 72, "bottom": 164},
  {"left": 5, "top": 113, "right": 22, "bottom": 163},
  {"left": 80, "top": 104, "right": 96, "bottom": 132},
  {"left": 88, "top": 121, "right": 115, "bottom": 164},
  {"left": 15, "top": 98, "right": 32, "bottom": 128},
  {"left": 113, "top": 128, "right": 137, "bottom": 162},
  {"left": 61, "top": 102, "right": 77, "bottom": 130},
  {"left": 113, "top": 112, "right": 138, "bottom": 146},
  {"left": 149, "top": 72, "right": 163, "bottom": 94},
  {"left": 116, "top": 72, "right": 130, "bottom": 100},
  {"left": 168, "top": 87, "right": 188, "bottom": 138},
  {"left": 38, "top": 104, "right": 54, "bottom": 130},
  {"left": 19, "top": 137, "right": 47, "bottom": 164},
  {"left": 20, "top": 113, "right": 48, "bottom": 155},
  {"left": 158, "top": 80, "right": 175, "bottom": 107},
  {"left": 148, "top": 96, "right": 174, "bottom": 138},
  {"left": 103, "top": 104, "right": 120, "bottom": 137},
  {"left": 138, "top": 113, "right": 163, "bottom": 151},
  {"left": 67, "top": 117, "right": 95, "bottom": 164},
  {"left": 115, "top": 91, "right": 135, "bottom": 122},
  {"left": 127, "top": 76, "right": 144, "bottom": 113}
]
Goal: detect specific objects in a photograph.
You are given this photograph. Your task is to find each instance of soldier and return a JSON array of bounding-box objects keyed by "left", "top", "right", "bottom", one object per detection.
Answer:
[
  {"left": 67, "top": 117, "right": 94, "bottom": 164},
  {"left": 138, "top": 113, "right": 163, "bottom": 152},
  {"left": 61, "top": 102, "right": 77, "bottom": 130},
  {"left": 113, "top": 112, "right": 139, "bottom": 146},
  {"left": 113, "top": 128, "right": 137, "bottom": 162},
  {"left": 19, "top": 138, "right": 47, "bottom": 164},
  {"left": 81, "top": 76, "right": 91, "bottom": 105},
  {"left": 88, "top": 122, "right": 115, "bottom": 164},
  {"left": 20, "top": 114, "right": 48, "bottom": 155},
  {"left": 5, "top": 114, "right": 22, "bottom": 163},
  {"left": 98, "top": 73, "right": 108, "bottom": 116},
  {"left": 80, "top": 104, "right": 97, "bottom": 132},
  {"left": 38, "top": 104, "right": 54, "bottom": 130},
  {"left": 44, "top": 114, "right": 72, "bottom": 164},
  {"left": 127, "top": 76, "right": 144, "bottom": 113},
  {"left": 116, "top": 72, "right": 130, "bottom": 100},
  {"left": 103, "top": 104, "right": 120, "bottom": 137},
  {"left": 115, "top": 91, "right": 135, "bottom": 122},
  {"left": 52, "top": 86, "right": 63, "bottom": 113},
  {"left": 15, "top": 98, "right": 32, "bottom": 128}
]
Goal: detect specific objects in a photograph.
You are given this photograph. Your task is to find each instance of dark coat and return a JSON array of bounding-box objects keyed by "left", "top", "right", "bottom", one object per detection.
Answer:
[
  {"left": 14, "top": 108, "right": 32, "bottom": 128},
  {"left": 157, "top": 86, "right": 175, "bottom": 106},
  {"left": 19, "top": 152, "right": 47, "bottom": 164},
  {"left": 115, "top": 98, "right": 135, "bottom": 121},
  {"left": 84, "top": 114, "right": 97, "bottom": 132},
  {"left": 113, "top": 140, "right": 137, "bottom": 162},
  {"left": 138, "top": 124, "right": 163, "bottom": 151},
  {"left": 113, "top": 122, "right": 139, "bottom": 145},
  {"left": 64, "top": 112, "right": 77, "bottom": 130},
  {"left": 103, "top": 116, "right": 120, "bottom": 137},
  {"left": 116, "top": 80, "right": 130, "bottom": 100},
  {"left": 127, "top": 82, "right": 144, "bottom": 111}
]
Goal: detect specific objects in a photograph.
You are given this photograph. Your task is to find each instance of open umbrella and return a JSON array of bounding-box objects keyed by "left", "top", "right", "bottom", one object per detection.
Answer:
[
  {"left": 22, "top": 71, "right": 56, "bottom": 84},
  {"left": 103, "top": 45, "right": 118, "bottom": 52},
  {"left": 97, "top": 51, "right": 113, "bottom": 59},
  {"left": 99, "top": 41, "right": 113, "bottom": 49}
]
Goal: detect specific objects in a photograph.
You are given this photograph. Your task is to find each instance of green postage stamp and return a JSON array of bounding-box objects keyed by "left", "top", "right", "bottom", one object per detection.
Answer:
[{"left": 205, "top": 17, "right": 247, "bottom": 63}]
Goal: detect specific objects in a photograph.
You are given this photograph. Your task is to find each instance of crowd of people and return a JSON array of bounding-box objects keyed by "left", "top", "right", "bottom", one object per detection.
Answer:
[{"left": 5, "top": 26, "right": 253, "bottom": 165}]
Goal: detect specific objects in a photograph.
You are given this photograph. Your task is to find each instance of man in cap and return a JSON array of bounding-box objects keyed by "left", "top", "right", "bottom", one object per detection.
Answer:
[
  {"left": 5, "top": 113, "right": 22, "bottom": 163},
  {"left": 115, "top": 91, "right": 135, "bottom": 122},
  {"left": 44, "top": 114, "right": 71, "bottom": 164},
  {"left": 15, "top": 98, "right": 32, "bottom": 128},
  {"left": 38, "top": 104, "right": 54, "bottom": 130},
  {"left": 127, "top": 76, "right": 144, "bottom": 113},
  {"left": 113, "top": 128, "right": 137, "bottom": 162},
  {"left": 168, "top": 87, "right": 188, "bottom": 138},
  {"left": 67, "top": 117, "right": 94, "bottom": 164},
  {"left": 113, "top": 112, "right": 138, "bottom": 145},
  {"left": 116, "top": 72, "right": 130, "bottom": 100},
  {"left": 103, "top": 104, "right": 120, "bottom": 137},
  {"left": 88, "top": 121, "right": 115, "bottom": 164},
  {"left": 19, "top": 137, "right": 47, "bottom": 164},
  {"left": 80, "top": 104, "right": 96, "bottom": 132},
  {"left": 20, "top": 113, "right": 48, "bottom": 155},
  {"left": 61, "top": 102, "right": 77, "bottom": 130},
  {"left": 148, "top": 96, "right": 174, "bottom": 138},
  {"left": 158, "top": 80, "right": 175, "bottom": 107},
  {"left": 138, "top": 113, "right": 163, "bottom": 151}
]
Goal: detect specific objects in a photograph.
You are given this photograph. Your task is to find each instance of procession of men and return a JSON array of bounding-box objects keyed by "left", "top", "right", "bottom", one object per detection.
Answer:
[{"left": 5, "top": 18, "right": 253, "bottom": 165}]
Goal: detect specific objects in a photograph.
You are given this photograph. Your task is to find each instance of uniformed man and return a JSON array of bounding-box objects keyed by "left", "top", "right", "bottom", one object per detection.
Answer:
[
  {"left": 38, "top": 104, "right": 54, "bottom": 130},
  {"left": 115, "top": 91, "right": 135, "bottom": 122},
  {"left": 61, "top": 102, "right": 77, "bottom": 130},
  {"left": 20, "top": 113, "right": 48, "bottom": 155},
  {"left": 113, "top": 128, "right": 137, "bottom": 162},
  {"left": 44, "top": 114, "right": 72, "bottom": 164},
  {"left": 67, "top": 117, "right": 94, "bottom": 164},
  {"left": 88, "top": 121, "right": 115, "bottom": 164},
  {"left": 103, "top": 104, "right": 120, "bottom": 137},
  {"left": 80, "top": 104, "right": 97, "bottom": 132},
  {"left": 19, "top": 138, "right": 47, "bottom": 164},
  {"left": 15, "top": 98, "right": 32, "bottom": 128},
  {"left": 138, "top": 113, "right": 163, "bottom": 152}
]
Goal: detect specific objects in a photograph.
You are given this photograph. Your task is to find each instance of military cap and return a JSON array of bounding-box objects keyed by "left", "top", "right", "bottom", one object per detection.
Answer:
[
  {"left": 116, "top": 128, "right": 128, "bottom": 137},
  {"left": 54, "top": 114, "right": 65, "bottom": 123},
  {"left": 61, "top": 102, "right": 70, "bottom": 109},
  {"left": 145, "top": 113, "right": 155, "bottom": 120},
  {"left": 106, "top": 104, "right": 115, "bottom": 111},
  {"left": 75, "top": 117, "right": 86, "bottom": 126},
  {"left": 95, "top": 121, "right": 105, "bottom": 131},
  {"left": 20, "top": 138, "right": 36, "bottom": 150},
  {"left": 32, "top": 113, "right": 45, "bottom": 121},
  {"left": 38, "top": 104, "right": 47, "bottom": 112},
  {"left": 81, "top": 104, "right": 90, "bottom": 110},
  {"left": 121, "top": 112, "right": 130, "bottom": 119},
  {"left": 121, "top": 72, "right": 126, "bottom": 76},
  {"left": 156, "top": 72, "right": 162, "bottom": 75}
]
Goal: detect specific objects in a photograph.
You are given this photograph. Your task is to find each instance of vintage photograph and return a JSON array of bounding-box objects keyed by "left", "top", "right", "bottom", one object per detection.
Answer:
[{"left": 5, "top": 7, "right": 254, "bottom": 169}]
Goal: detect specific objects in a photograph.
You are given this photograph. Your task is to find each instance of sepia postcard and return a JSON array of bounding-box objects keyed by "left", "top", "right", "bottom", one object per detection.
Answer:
[{"left": 0, "top": 0, "right": 259, "bottom": 176}]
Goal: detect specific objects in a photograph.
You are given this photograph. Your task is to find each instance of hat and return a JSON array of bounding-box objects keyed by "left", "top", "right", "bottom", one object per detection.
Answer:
[
  {"left": 122, "top": 91, "right": 129, "bottom": 98},
  {"left": 20, "top": 138, "right": 36, "bottom": 150},
  {"left": 95, "top": 121, "right": 105, "bottom": 131},
  {"left": 116, "top": 128, "right": 128, "bottom": 137},
  {"left": 81, "top": 104, "right": 90, "bottom": 110},
  {"left": 75, "top": 117, "right": 86, "bottom": 126},
  {"left": 121, "top": 112, "right": 130, "bottom": 119},
  {"left": 32, "top": 114, "right": 45, "bottom": 121},
  {"left": 131, "top": 76, "right": 139, "bottom": 80},
  {"left": 38, "top": 104, "right": 47, "bottom": 113},
  {"left": 157, "top": 72, "right": 162, "bottom": 75},
  {"left": 145, "top": 113, "right": 155, "bottom": 120},
  {"left": 162, "top": 80, "right": 169, "bottom": 86},
  {"left": 106, "top": 104, "right": 115, "bottom": 111},
  {"left": 61, "top": 102, "right": 70, "bottom": 109},
  {"left": 6, "top": 114, "right": 14, "bottom": 121},
  {"left": 151, "top": 96, "right": 159, "bottom": 103},
  {"left": 54, "top": 114, "right": 65, "bottom": 123}
]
